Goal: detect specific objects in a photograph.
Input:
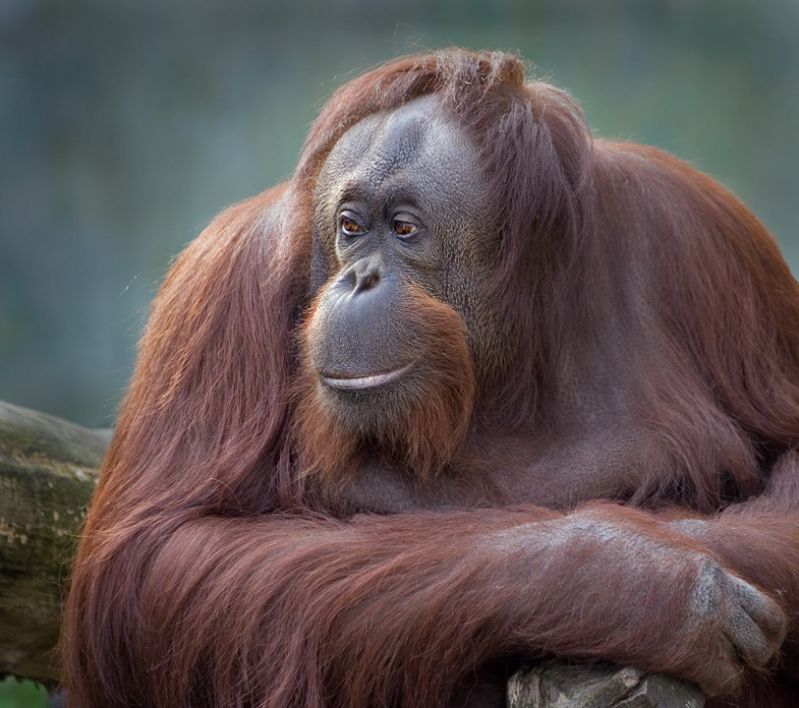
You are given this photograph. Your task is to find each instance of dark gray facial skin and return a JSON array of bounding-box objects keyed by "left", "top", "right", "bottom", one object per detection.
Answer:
[{"left": 306, "top": 94, "right": 499, "bottom": 422}]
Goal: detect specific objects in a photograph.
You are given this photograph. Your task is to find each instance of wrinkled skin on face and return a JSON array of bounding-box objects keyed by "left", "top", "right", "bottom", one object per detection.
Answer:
[{"left": 297, "top": 96, "right": 499, "bottom": 476}]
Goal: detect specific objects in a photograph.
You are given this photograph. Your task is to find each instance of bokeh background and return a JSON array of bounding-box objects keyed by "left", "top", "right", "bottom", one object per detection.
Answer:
[{"left": 2, "top": 0, "right": 798, "bottom": 430}]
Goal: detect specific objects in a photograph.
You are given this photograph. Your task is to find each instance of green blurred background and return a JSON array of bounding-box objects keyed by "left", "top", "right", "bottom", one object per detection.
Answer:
[{"left": 1, "top": 0, "right": 798, "bottom": 433}]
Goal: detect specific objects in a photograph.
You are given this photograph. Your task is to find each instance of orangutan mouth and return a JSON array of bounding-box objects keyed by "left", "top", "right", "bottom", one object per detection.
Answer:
[{"left": 321, "top": 362, "right": 414, "bottom": 390}]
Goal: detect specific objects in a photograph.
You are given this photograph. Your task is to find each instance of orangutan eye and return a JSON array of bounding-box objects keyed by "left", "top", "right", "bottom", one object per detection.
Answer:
[
  {"left": 339, "top": 214, "right": 366, "bottom": 237},
  {"left": 392, "top": 220, "right": 418, "bottom": 238}
]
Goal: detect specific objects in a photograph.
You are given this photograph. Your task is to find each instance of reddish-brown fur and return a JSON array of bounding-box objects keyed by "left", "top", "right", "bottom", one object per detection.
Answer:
[{"left": 60, "top": 50, "right": 799, "bottom": 707}]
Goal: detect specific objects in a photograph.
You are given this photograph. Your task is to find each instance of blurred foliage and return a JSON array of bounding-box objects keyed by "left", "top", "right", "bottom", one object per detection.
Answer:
[
  {"left": 0, "top": 676, "right": 47, "bottom": 708},
  {"left": 0, "top": 0, "right": 797, "bottom": 427}
]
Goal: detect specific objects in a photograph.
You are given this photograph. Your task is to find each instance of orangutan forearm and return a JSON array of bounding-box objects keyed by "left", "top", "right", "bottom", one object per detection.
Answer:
[
  {"left": 65, "top": 502, "right": 783, "bottom": 707},
  {"left": 71, "top": 508, "right": 557, "bottom": 707},
  {"left": 106, "top": 509, "right": 577, "bottom": 707}
]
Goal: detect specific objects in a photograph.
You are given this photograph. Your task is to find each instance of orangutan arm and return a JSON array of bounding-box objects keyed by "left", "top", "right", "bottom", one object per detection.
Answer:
[{"left": 63, "top": 500, "right": 784, "bottom": 708}]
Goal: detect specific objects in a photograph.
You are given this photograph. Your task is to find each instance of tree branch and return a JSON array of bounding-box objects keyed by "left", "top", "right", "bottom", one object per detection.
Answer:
[{"left": 0, "top": 401, "right": 105, "bottom": 682}]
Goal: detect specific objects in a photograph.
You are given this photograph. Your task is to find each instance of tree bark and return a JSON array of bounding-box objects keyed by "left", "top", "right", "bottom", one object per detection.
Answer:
[
  {"left": 508, "top": 663, "right": 705, "bottom": 708},
  {"left": 0, "top": 401, "right": 105, "bottom": 683}
]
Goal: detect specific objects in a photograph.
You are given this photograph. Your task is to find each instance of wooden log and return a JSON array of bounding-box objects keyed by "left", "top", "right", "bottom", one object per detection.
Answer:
[
  {"left": 508, "top": 663, "right": 705, "bottom": 708},
  {"left": 0, "top": 402, "right": 105, "bottom": 683}
]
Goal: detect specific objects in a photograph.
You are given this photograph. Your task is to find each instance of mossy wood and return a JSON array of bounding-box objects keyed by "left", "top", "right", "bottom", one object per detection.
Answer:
[{"left": 0, "top": 401, "right": 106, "bottom": 683}]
